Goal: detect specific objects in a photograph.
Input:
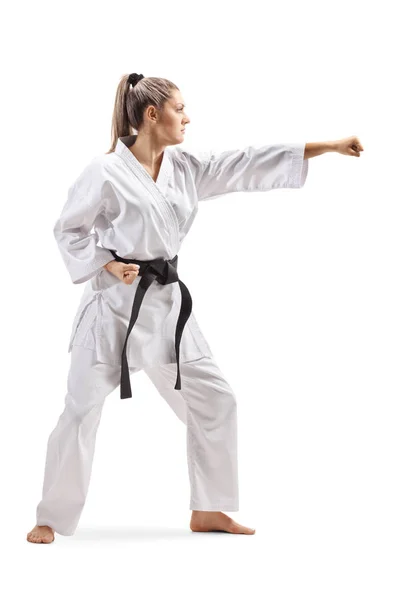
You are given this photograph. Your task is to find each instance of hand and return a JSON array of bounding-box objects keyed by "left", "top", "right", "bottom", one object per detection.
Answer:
[
  {"left": 103, "top": 260, "right": 140, "bottom": 285},
  {"left": 333, "top": 136, "right": 364, "bottom": 157}
]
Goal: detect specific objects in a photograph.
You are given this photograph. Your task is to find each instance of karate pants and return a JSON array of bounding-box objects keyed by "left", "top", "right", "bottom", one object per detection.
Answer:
[{"left": 35, "top": 344, "right": 239, "bottom": 536}]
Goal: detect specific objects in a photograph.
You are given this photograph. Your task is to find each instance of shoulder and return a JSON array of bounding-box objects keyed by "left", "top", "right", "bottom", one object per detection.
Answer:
[
  {"left": 169, "top": 144, "right": 212, "bottom": 167},
  {"left": 71, "top": 153, "right": 120, "bottom": 186},
  {"left": 168, "top": 145, "right": 213, "bottom": 181},
  {"left": 67, "top": 155, "right": 118, "bottom": 205},
  {"left": 91, "top": 152, "right": 122, "bottom": 175}
]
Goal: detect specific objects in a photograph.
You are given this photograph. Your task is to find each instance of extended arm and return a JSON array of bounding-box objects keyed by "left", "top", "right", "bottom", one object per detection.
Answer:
[{"left": 180, "top": 135, "right": 363, "bottom": 202}]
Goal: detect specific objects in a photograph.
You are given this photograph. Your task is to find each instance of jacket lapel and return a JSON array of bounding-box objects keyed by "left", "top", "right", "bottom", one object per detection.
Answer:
[{"left": 115, "top": 135, "right": 179, "bottom": 250}]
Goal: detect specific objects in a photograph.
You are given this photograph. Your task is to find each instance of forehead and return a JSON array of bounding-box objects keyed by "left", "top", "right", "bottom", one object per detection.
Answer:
[{"left": 169, "top": 90, "right": 185, "bottom": 106}]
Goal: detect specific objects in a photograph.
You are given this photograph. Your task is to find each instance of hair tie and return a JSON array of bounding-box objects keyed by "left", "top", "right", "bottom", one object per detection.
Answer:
[{"left": 128, "top": 73, "right": 145, "bottom": 87}]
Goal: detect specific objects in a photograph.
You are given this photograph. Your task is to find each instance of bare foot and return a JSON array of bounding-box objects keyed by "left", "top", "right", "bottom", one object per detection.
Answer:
[
  {"left": 27, "top": 525, "right": 55, "bottom": 544},
  {"left": 190, "top": 511, "right": 256, "bottom": 534}
]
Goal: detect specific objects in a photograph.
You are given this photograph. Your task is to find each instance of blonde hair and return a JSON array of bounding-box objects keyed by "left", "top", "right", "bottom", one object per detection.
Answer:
[{"left": 106, "top": 74, "right": 179, "bottom": 154}]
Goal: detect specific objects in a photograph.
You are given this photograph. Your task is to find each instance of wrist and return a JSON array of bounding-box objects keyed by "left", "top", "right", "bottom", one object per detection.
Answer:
[{"left": 328, "top": 141, "right": 339, "bottom": 152}]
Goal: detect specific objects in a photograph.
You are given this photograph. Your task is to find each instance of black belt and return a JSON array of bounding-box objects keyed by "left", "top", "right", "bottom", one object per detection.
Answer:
[{"left": 108, "top": 250, "right": 193, "bottom": 399}]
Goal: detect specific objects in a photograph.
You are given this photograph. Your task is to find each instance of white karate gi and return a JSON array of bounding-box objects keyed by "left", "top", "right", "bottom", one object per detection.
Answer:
[
  {"left": 35, "top": 135, "right": 309, "bottom": 534},
  {"left": 55, "top": 135, "right": 309, "bottom": 373}
]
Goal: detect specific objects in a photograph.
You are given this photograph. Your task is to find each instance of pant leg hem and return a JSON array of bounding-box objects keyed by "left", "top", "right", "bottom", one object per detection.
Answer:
[
  {"left": 189, "top": 505, "right": 239, "bottom": 512},
  {"left": 36, "top": 520, "right": 76, "bottom": 536}
]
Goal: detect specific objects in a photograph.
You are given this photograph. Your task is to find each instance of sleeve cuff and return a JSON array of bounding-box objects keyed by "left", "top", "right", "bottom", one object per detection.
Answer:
[
  {"left": 288, "top": 143, "right": 309, "bottom": 188},
  {"left": 70, "top": 248, "right": 115, "bottom": 285}
]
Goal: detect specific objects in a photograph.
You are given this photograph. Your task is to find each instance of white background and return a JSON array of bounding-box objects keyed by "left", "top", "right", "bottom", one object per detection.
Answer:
[{"left": 2, "top": 0, "right": 399, "bottom": 598}]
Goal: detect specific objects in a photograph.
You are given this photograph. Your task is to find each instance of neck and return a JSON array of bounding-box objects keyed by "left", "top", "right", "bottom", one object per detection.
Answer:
[{"left": 128, "top": 133, "right": 165, "bottom": 169}]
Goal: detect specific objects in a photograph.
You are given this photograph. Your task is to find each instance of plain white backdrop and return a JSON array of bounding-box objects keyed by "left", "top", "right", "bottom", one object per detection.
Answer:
[{"left": 2, "top": 0, "right": 399, "bottom": 598}]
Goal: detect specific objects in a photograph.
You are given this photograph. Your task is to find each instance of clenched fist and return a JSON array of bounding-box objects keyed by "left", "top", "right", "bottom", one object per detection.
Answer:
[
  {"left": 103, "top": 260, "right": 140, "bottom": 285},
  {"left": 334, "top": 136, "right": 364, "bottom": 157}
]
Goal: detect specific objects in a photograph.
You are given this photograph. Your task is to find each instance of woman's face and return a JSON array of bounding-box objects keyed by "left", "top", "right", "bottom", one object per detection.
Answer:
[{"left": 155, "top": 90, "right": 191, "bottom": 146}]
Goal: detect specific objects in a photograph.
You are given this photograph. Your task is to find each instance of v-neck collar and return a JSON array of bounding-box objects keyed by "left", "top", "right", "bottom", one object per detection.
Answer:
[
  {"left": 114, "top": 134, "right": 179, "bottom": 252},
  {"left": 115, "top": 134, "right": 171, "bottom": 187}
]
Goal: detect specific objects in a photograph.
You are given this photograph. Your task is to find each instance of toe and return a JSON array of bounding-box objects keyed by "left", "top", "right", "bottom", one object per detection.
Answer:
[
  {"left": 231, "top": 523, "right": 256, "bottom": 534},
  {"left": 244, "top": 527, "right": 256, "bottom": 534}
]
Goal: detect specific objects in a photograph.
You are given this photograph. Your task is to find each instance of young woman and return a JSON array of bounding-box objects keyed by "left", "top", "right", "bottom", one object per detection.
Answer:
[{"left": 27, "top": 72, "right": 363, "bottom": 543}]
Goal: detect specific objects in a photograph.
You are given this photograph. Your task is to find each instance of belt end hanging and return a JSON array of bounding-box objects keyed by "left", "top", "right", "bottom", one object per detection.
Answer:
[{"left": 174, "top": 367, "right": 181, "bottom": 390}]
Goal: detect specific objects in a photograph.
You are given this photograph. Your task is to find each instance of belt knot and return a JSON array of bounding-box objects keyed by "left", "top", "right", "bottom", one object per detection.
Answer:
[{"left": 148, "top": 258, "right": 179, "bottom": 285}]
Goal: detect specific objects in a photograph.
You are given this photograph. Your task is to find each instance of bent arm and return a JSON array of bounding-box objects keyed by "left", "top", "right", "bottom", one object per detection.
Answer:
[{"left": 53, "top": 161, "right": 114, "bottom": 284}]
